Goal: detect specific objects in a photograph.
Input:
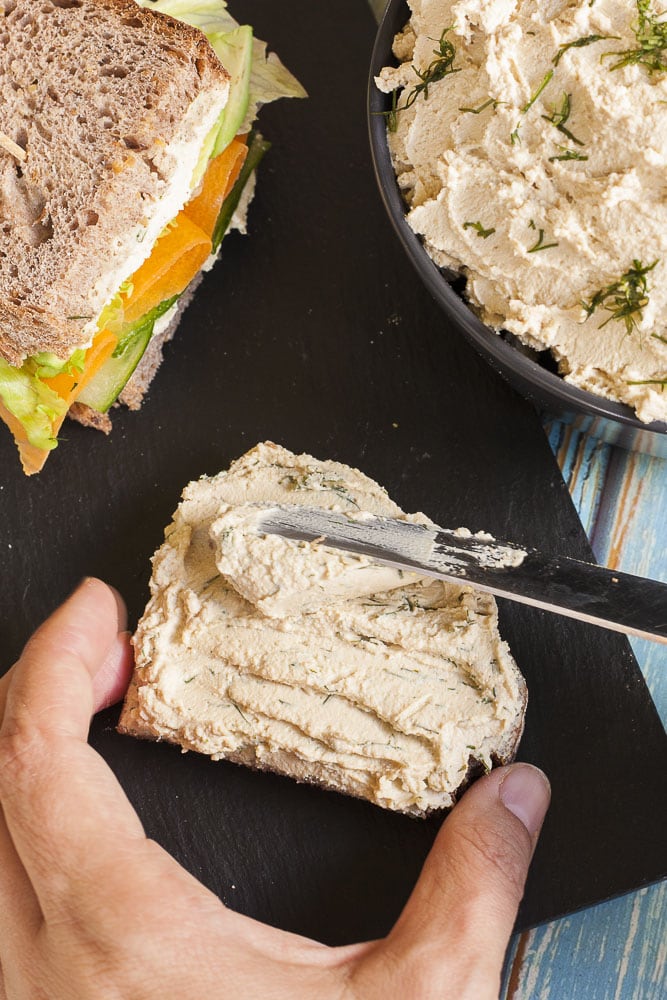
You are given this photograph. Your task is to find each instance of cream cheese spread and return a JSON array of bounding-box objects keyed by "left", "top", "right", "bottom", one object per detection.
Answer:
[
  {"left": 376, "top": 0, "right": 667, "bottom": 424},
  {"left": 123, "top": 442, "right": 527, "bottom": 815}
]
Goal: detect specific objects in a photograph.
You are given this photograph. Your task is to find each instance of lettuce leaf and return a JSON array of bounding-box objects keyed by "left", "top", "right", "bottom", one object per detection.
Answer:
[
  {"left": 0, "top": 358, "right": 68, "bottom": 451},
  {"left": 137, "top": 0, "right": 307, "bottom": 130}
]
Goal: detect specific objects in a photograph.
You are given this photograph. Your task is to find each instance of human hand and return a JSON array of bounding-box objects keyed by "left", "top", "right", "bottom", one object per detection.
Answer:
[{"left": 0, "top": 579, "right": 550, "bottom": 1000}]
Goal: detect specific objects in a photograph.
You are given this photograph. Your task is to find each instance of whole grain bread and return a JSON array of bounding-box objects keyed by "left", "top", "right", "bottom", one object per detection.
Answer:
[{"left": 0, "top": 0, "right": 229, "bottom": 363}]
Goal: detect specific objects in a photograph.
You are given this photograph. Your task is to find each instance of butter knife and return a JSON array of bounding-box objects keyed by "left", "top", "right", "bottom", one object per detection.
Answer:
[{"left": 256, "top": 505, "right": 667, "bottom": 644}]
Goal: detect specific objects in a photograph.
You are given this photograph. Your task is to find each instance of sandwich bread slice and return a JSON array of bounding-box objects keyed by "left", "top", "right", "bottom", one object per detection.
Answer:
[
  {"left": 119, "top": 442, "right": 528, "bottom": 817},
  {"left": 0, "top": 0, "right": 305, "bottom": 474}
]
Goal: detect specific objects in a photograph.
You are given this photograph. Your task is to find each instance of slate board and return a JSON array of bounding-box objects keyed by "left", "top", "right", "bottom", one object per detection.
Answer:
[{"left": 0, "top": 0, "right": 665, "bottom": 942}]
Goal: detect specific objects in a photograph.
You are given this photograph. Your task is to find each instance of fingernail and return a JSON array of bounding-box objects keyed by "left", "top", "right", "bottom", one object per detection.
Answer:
[
  {"left": 499, "top": 764, "right": 551, "bottom": 838},
  {"left": 107, "top": 584, "right": 128, "bottom": 633}
]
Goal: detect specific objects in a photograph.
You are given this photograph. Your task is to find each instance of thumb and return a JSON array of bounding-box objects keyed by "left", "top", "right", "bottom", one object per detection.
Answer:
[{"left": 378, "top": 764, "right": 550, "bottom": 998}]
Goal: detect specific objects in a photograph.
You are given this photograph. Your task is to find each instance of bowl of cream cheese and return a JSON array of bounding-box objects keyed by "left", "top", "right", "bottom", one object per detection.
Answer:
[{"left": 368, "top": 0, "right": 667, "bottom": 458}]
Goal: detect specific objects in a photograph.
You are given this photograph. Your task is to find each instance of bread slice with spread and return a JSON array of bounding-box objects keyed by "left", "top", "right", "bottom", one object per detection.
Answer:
[{"left": 119, "top": 443, "right": 527, "bottom": 816}]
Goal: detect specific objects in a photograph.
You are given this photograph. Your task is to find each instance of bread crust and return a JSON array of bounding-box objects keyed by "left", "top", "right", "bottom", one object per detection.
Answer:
[
  {"left": 0, "top": 0, "right": 229, "bottom": 362},
  {"left": 118, "top": 672, "right": 527, "bottom": 817}
]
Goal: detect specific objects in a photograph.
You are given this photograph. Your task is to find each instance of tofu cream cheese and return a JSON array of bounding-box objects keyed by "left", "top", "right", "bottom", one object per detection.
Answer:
[
  {"left": 121, "top": 442, "right": 527, "bottom": 816},
  {"left": 376, "top": 0, "right": 667, "bottom": 424}
]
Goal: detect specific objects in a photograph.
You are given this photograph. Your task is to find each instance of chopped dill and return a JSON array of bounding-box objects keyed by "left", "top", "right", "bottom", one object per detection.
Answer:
[
  {"left": 384, "top": 28, "right": 460, "bottom": 132},
  {"left": 463, "top": 220, "right": 496, "bottom": 238},
  {"left": 527, "top": 226, "right": 559, "bottom": 253},
  {"left": 582, "top": 259, "right": 658, "bottom": 334},
  {"left": 511, "top": 69, "right": 554, "bottom": 142},
  {"left": 542, "top": 93, "right": 584, "bottom": 145},
  {"left": 604, "top": 0, "right": 667, "bottom": 74},
  {"left": 553, "top": 33, "right": 617, "bottom": 66},
  {"left": 522, "top": 69, "right": 554, "bottom": 114},
  {"left": 229, "top": 699, "right": 249, "bottom": 723},
  {"left": 459, "top": 97, "right": 497, "bottom": 114},
  {"left": 548, "top": 146, "right": 589, "bottom": 162},
  {"left": 626, "top": 376, "right": 667, "bottom": 386}
]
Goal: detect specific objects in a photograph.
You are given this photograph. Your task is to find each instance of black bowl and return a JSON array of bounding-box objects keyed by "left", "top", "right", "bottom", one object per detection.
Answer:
[{"left": 367, "top": 0, "right": 667, "bottom": 459}]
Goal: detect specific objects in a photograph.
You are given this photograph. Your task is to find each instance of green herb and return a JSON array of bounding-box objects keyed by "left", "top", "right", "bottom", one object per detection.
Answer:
[
  {"left": 542, "top": 93, "right": 584, "bottom": 145},
  {"left": 511, "top": 69, "right": 554, "bottom": 142},
  {"left": 384, "top": 28, "right": 460, "bottom": 131},
  {"left": 527, "top": 226, "right": 559, "bottom": 253},
  {"left": 652, "top": 333, "right": 667, "bottom": 344},
  {"left": 522, "top": 69, "right": 554, "bottom": 113},
  {"left": 66, "top": 315, "right": 93, "bottom": 321},
  {"left": 604, "top": 1, "right": 667, "bottom": 74},
  {"left": 459, "top": 97, "right": 497, "bottom": 114},
  {"left": 229, "top": 699, "right": 249, "bottom": 723},
  {"left": 285, "top": 471, "right": 360, "bottom": 508},
  {"left": 385, "top": 88, "right": 400, "bottom": 132},
  {"left": 553, "top": 33, "right": 617, "bottom": 66},
  {"left": 548, "top": 146, "right": 589, "bottom": 162},
  {"left": 626, "top": 376, "right": 667, "bottom": 386},
  {"left": 463, "top": 220, "right": 496, "bottom": 238},
  {"left": 582, "top": 259, "right": 658, "bottom": 333}
]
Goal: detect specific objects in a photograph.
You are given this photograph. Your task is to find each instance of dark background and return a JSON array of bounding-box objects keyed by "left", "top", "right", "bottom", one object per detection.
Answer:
[{"left": 0, "top": 1, "right": 665, "bottom": 941}]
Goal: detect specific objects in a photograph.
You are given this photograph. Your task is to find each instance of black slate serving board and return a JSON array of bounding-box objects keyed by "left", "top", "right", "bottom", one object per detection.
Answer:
[{"left": 0, "top": 1, "right": 665, "bottom": 941}]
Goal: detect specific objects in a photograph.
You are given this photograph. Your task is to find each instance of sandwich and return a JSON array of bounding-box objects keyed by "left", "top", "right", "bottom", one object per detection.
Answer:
[
  {"left": 119, "top": 442, "right": 528, "bottom": 817},
  {"left": 0, "top": 0, "right": 305, "bottom": 475}
]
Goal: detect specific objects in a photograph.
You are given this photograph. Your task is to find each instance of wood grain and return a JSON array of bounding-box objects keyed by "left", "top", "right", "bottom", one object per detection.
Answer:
[{"left": 503, "top": 426, "right": 667, "bottom": 1000}]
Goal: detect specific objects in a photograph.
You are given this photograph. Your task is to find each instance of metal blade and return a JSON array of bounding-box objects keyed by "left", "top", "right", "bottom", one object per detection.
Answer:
[{"left": 256, "top": 505, "right": 667, "bottom": 644}]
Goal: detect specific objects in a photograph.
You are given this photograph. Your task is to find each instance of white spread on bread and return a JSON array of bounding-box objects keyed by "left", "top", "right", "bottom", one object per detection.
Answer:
[
  {"left": 376, "top": 0, "right": 667, "bottom": 424},
  {"left": 122, "top": 443, "right": 526, "bottom": 816}
]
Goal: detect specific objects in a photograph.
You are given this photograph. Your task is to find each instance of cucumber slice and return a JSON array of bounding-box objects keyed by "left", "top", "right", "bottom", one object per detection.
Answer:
[
  {"left": 209, "top": 26, "right": 254, "bottom": 157},
  {"left": 77, "top": 297, "right": 178, "bottom": 413},
  {"left": 212, "top": 131, "right": 270, "bottom": 251}
]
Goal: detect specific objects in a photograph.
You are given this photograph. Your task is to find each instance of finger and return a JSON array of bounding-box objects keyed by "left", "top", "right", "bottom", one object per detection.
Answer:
[
  {"left": 0, "top": 806, "right": 41, "bottom": 967},
  {"left": 91, "top": 630, "right": 134, "bottom": 711},
  {"left": 0, "top": 579, "right": 146, "bottom": 921},
  {"left": 354, "top": 764, "right": 550, "bottom": 999},
  {"left": 0, "top": 587, "right": 132, "bottom": 948}
]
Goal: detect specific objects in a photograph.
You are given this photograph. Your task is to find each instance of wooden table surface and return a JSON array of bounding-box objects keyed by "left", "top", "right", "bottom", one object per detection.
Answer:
[
  {"left": 368, "top": 3, "right": 666, "bottom": 996},
  {"left": 503, "top": 424, "right": 666, "bottom": 1000}
]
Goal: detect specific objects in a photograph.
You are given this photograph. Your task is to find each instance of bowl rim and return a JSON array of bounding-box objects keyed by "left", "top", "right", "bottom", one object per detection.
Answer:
[{"left": 367, "top": 0, "right": 667, "bottom": 438}]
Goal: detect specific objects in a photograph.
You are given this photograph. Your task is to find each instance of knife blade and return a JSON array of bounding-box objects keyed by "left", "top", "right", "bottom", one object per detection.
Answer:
[{"left": 256, "top": 505, "right": 667, "bottom": 644}]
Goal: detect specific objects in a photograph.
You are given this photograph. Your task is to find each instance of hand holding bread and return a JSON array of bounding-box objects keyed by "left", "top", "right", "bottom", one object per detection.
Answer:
[{"left": 0, "top": 580, "right": 550, "bottom": 1000}]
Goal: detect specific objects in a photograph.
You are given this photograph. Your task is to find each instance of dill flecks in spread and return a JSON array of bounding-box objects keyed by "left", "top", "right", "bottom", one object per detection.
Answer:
[
  {"left": 375, "top": 0, "right": 667, "bottom": 424},
  {"left": 121, "top": 443, "right": 527, "bottom": 816}
]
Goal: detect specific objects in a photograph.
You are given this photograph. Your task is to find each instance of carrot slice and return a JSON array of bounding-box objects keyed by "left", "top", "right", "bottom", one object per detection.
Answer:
[
  {"left": 44, "top": 328, "right": 117, "bottom": 407},
  {"left": 121, "top": 213, "right": 211, "bottom": 326},
  {"left": 184, "top": 137, "right": 248, "bottom": 237},
  {"left": 107, "top": 138, "right": 247, "bottom": 329},
  {"left": 4, "top": 328, "right": 118, "bottom": 476},
  {"left": 0, "top": 400, "right": 50, "bottom": 476}
]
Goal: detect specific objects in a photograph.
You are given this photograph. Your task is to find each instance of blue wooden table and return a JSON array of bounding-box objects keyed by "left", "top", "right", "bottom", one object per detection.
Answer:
[
  {"left": 502, "top": 424, "right": 666, "bottom": 999},
  {"left": 368, "top": 4, "right": 666, "bottom": 994}
]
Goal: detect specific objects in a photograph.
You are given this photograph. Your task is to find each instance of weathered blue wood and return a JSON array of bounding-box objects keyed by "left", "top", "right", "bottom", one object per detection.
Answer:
[{"left": 504, "top": 427, "right": 667, "bottom": 999}]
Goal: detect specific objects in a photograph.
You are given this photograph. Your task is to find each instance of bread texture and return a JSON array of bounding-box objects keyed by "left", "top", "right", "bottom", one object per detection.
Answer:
[
  {"left": 118, "top": 443, "right": 528, "bottom": 816},
  {"left": 0, "top": 0, "right": 229, "bottom": 363}
]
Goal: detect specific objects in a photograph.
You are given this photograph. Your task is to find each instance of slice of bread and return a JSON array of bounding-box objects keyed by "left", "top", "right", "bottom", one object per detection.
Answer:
[
  {"left": 0, "top": 0, "right": 229, "bottom": 364},
  {"left": 118, "top": 443, "right": 528, "bottom": 817}
]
